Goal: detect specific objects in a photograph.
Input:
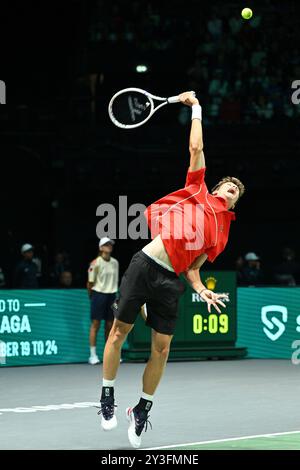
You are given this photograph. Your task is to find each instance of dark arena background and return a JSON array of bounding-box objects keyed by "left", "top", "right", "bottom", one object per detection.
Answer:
[{"left": 1, "top": 0, "right": 300, "bottom": 455}]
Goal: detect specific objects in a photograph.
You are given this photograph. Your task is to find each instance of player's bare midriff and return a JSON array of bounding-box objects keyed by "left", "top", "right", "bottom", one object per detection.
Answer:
[{"left": 142, "top": 234, "right": 173, "bottom": 269}]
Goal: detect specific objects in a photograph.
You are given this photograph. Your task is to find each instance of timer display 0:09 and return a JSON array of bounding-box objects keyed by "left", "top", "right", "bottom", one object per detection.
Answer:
[{"left": 193, "top": 314, "right": 229, "bottom": 334}]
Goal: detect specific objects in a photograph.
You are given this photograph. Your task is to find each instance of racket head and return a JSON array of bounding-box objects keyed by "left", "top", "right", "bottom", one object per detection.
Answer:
[{"left": 108, "top": 88, "right": 155, "bottom": 129}]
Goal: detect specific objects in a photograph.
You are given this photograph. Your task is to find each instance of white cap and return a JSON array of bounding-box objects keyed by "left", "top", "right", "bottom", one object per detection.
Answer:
[
  {"left": 99, "top": 237, "right": 115, "bottom": 248},
  {"left": 21, "top": 243, "right": 34, "bottom": 254},
  {"left": 245, "top": 252, "right": 259, "bottom": 261}
]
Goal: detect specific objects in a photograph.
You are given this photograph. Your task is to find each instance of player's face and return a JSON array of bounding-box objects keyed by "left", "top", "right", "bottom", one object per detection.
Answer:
[{"left": 214, "top": 182, "right": 240, "bottom": 209}]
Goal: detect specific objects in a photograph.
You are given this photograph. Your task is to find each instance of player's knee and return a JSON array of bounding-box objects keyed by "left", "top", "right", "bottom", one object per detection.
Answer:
[
  {"left": 109, "top": 322, "right": 131, "bottom": 346},
  {"left": 152, "top": 343, "right": 170, "bottom": 360}
]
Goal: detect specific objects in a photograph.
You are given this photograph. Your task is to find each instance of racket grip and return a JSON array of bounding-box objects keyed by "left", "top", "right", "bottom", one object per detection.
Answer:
[
  {"left": 167, "top": 91, "right": 196, "bottom": 104},
  {"left": 167, "top": 95, "right": 181, "bottom": 104}
]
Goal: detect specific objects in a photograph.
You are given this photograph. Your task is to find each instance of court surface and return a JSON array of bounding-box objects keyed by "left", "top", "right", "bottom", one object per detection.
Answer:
[{"left": 0, "top": 359, "right": 299, "bottom": 450}]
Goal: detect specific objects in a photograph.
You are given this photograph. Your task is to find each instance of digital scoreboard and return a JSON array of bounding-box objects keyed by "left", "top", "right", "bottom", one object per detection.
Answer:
[
  {"left": 123, "top": 271, "right": 242, "bottom": 360},
  {"left": 179, "top": 271, "right": 237, "bottom": 345}
]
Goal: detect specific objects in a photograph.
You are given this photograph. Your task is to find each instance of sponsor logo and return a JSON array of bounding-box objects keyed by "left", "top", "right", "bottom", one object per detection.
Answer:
[
  {"left": 261, "top": 305, "right": 288, "bottom": 341},
  {"left": 205, "top": 276, "right": 217, "bottom": 291}
]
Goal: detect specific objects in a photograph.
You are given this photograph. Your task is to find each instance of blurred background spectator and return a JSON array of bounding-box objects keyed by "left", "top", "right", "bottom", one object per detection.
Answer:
[
  {"left": 13, "top": 244, "right": 39, "bottom": 289},
  {"left": 235, "top": 256, "right": 245, "bottom": 285},
  {"left": 59, "top": 271, "right": 73, "bottom": 288},
  {"left": 50, "top": 251, "right": 72, "bottom": 287},
  {"left": 0, "top": 267, "right": 6, "bottom": 288},
  {"left": 240, "top": 252, "right": 265, "bottom": 286},
  {"left": 274, "top": 247, "right": 300, "bottom": 286}
]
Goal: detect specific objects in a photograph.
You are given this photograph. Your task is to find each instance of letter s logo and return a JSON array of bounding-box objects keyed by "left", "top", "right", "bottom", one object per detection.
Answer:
[{"left": 261, "top": 305, "right": 288, "bottom": 341}]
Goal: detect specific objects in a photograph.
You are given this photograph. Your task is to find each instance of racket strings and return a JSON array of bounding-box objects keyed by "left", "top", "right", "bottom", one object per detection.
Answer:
[{"left": 110, "top": 90, "right": 153, "bottom": 126}]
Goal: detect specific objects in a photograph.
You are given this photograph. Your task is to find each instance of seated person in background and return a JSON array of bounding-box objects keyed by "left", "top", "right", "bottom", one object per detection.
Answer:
[
  {"left": 50, "top": 251, "right": 72, "bottom": 287},
  {"left": 59, "top": 270, "right": 73, "bottom": 288},
  {"left": 274, "top": 247, "right": 300, "bottom": 286},
  {"left": 14, "top": 244, "right": 39, "bottom": 289},
  {"left": 242, "top": 252, "right": 264, "bottom": 286},
  {"left": 0, "top": 267, "right": 6, "bottom": 288},
  {"left": 235, "top": 255, "right": 245, "bottom": 285}
]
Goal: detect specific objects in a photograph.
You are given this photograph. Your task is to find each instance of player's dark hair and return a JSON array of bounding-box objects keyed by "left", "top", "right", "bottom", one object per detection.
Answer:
[{"left": 211, "top": 176, "right": 245, "bottom": 201}]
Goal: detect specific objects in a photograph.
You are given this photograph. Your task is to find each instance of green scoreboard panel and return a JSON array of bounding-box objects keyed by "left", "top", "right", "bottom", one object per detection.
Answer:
[
  {"left": 177, "top": 270, "right": 237, "bottom": 345},
  {"left": 123, "top": 271, "right": 246, "bottom": 360},
  {"left": 0, "top": 290, "right": 105, "bottom": 367}
]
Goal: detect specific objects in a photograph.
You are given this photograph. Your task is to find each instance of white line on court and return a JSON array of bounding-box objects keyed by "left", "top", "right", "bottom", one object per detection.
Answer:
[
  {"left": 24, "top": 303, "right": 47, "bottom": 307},
  {"left": 143, "top": 430, "right": 300, "bottom": 450},
  {"left": 0, "top": 402, "right": 99, "bottom": 415}
]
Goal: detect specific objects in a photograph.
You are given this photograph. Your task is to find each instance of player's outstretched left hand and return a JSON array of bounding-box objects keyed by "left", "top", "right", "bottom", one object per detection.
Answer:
[{"left": 200, "top": 289, "right": 229, "bottom": 314}]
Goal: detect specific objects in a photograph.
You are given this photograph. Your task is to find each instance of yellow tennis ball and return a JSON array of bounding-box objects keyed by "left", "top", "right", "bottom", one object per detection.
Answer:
[{"left": 241, "top": 7, "right": 253, "bottom": 20}]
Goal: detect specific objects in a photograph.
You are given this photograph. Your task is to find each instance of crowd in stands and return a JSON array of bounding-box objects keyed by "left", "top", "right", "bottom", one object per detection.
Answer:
[
  {"left": 0, "top": 242, "right": 75, "bottom": 289},
  {"left": 1, "top": 241, "right": 299, "bottom": 288},
  {"left": 83, "top": 0, "right": 300, "bottom": 125}
]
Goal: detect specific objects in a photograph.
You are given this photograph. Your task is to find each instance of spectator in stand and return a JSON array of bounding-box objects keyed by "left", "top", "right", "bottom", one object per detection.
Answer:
[
  {"left": 14, "top": 244, "right": 39, "bottom": 289},
  {"left": 0, "top": 267, "right": 6, "bottom": 288},
  {"left": 235, "top": 255, "right": 245, "bottom": 285},
  {"left": 253, "top": 95, "right": 274, "bottom": 121},
  {"left": 50, "top": 251, "right": 71, "bottom": 287},
  {"left": 59, "top": 271, "right": 73, "bottom": 288},
  {"left": 208, "top": 69, "right": 229, "bottom": 97},
  {"left": 242, "top": 252, "right": 264, "bottom": 286},
  {"left": 274, "top": 247, "right": 300, "bottom": 286},
  {"left": 228, "top": 15, "right": 243, "bottom": 35},
  {"left": 207, "top": 12, "right": 223, "bottom": 39}
]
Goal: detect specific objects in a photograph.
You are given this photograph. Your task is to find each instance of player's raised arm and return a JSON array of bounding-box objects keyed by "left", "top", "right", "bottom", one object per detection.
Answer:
[{"left": 179, "top": 91, "right": 205, "bottom": 171}]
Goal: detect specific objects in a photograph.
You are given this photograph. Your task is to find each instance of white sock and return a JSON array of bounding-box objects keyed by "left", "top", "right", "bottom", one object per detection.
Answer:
[
  {"left": 103, "top": 378, "right": 115, "bottom": 387},
  {"left": 90, "top": 346, "right": 97, "bottom": 357},
  {"left": 141, "top": 392, "right": 154, "bottom": 402}
]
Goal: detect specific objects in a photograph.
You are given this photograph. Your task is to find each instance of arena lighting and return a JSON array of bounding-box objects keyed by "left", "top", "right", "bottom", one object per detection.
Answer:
[{"left": 136, "top": 64, "right": 148, "bottom": 73}]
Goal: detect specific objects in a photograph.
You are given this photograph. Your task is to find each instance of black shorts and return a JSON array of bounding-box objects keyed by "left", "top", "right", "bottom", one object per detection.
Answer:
[
  {"left": 90, "top": 291, "right": 116, "bottom": 321},
  {"left": 113, "top": 251, "right": 185, "bottom": 335}
]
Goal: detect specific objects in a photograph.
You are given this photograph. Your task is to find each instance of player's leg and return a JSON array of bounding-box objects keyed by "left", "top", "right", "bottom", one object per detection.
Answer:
[
  {"left": 126, "top": 330, "right": 173, "bottom": 448},
  {"left": 99, "top": 319, "right": 133, "bottom": 431},
  {"left": 104, "top": 319, "right": 113, "bottom": 342},
  {"left": 103, "top": 319, "right": 132, "bottom": 379},
  {"left": 105, "top": 318, "right": 124, "bottom": 363},
  {"left": 125, "top": 253, "right": 185, "bottom": 447},
  {"left": 143, "top": 329, "right": 173, "bottom": 394},
  {"left": 99, "top": 253, "right": 148, "bottom": 431},
  {"left": 103, "top": 293, "right": 115, "bottom": 342}
]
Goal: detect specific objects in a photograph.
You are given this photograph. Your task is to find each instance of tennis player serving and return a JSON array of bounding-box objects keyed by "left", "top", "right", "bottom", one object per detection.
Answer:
[{"left": 99, "top": 91, "right": 245, "bottom": 448}]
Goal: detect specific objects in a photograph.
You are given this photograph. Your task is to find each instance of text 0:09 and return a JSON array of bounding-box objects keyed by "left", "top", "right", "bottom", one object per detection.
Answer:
[{"left": 193, "top": 314, "right": 229, "bottom": 334}]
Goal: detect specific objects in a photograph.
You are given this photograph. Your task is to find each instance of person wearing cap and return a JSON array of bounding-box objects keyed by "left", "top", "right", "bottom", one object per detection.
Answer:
[
  {"left": 13, "top": 244, "right": 39, "bottom": 289},
  {"left": 87, "top": 238, "right": 119, "bottom": 365},
  {"left": 242, "top": 252, "right": 264, "bottom": 286}
]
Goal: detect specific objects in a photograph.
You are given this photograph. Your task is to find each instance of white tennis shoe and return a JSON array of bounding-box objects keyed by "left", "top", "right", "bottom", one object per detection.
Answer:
[
  {"left": 126, "top": 406, "right": 152, "bottom": 449},
  {"left": 98, "top": 398, "right": 118, "bottom": 431},
  {"left": 88, "top": 355, "right": 101, "bottom": 365}
]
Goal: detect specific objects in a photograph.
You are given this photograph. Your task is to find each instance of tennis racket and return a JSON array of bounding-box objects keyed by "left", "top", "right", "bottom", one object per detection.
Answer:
[{"left": 108, "top": 87, "right": 195, "bottom": 129}]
